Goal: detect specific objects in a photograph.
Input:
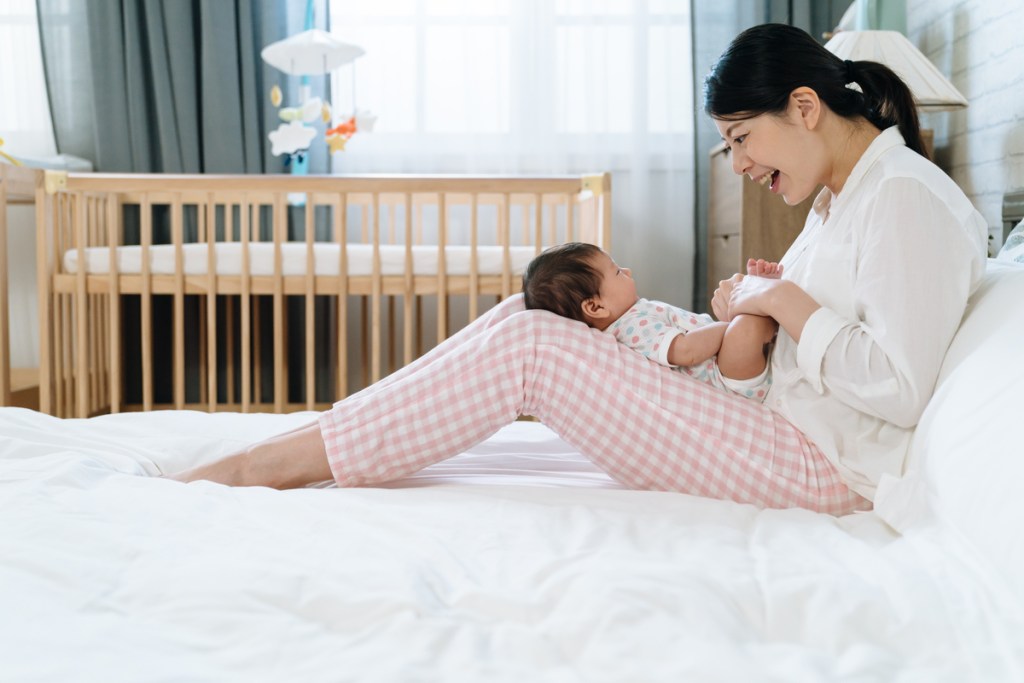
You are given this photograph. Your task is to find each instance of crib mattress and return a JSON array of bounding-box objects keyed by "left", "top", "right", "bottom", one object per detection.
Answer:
[{"left": 62, "top": 242, "right": 540, "bottom": 277}]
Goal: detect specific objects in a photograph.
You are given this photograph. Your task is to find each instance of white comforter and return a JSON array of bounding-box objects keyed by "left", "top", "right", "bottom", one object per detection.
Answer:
[{"left": 1, "top": 408, "right": 1020, "bottom": 682}]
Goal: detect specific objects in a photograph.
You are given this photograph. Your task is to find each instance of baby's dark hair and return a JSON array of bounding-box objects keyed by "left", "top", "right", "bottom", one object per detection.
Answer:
[{"left": 522, "top": 242, "right": 604, "bottom": 323}]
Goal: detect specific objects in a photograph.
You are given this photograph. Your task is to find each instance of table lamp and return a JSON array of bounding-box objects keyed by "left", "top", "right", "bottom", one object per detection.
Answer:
[{"left": 824, "top": 30, "right": 967, "bottom": 158}]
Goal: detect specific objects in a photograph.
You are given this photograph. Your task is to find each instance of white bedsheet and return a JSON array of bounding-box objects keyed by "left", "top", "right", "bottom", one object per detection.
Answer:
[
  {"left": 62, "top": 242, "right": 539, "bottom": 277},
  {"left": 1, "top": 408, "right": 1020, "bottom": 681}
]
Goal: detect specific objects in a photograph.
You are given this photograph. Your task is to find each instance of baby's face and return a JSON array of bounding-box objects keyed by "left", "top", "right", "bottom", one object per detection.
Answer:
[{"left": 593, "top": 251, "right": 638, "bottom": 322}]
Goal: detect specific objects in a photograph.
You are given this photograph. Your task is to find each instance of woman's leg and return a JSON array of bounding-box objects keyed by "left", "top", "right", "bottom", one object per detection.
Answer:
[
  {"left": 319, "top": 309, "right": 868, "bottom": 515},
  {"left": 168, "top": 296, "right": 527, "bottom": 487}
]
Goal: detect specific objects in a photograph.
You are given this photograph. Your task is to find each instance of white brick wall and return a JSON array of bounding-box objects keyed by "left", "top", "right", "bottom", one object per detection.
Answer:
[{"left": 908, "top": 0, "right": 1024, "bottom": 251}]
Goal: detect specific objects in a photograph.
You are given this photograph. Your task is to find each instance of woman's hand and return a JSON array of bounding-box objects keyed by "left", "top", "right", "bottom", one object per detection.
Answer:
[
  {"left": 712, "top": 274, "right": 743, "bottom": 322},
  {"left": 728, "top": 276, "right": 822, "bottom": 344},
  {"left": 728, "top": 275, "right": 782, "bottom": 318}
]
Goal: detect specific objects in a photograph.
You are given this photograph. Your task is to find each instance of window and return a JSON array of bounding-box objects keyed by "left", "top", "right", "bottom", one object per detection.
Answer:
[
  {"left": 0, "top": 0, "right": 56, "bottom": 158},
  {"left": 327, "top": 0, "right": 692, "bottom": 169}
]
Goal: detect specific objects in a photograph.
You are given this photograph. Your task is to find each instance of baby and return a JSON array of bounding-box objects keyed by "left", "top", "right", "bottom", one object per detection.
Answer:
[{"left": 522, "top": 242, "right": 778, "bottom": 401}]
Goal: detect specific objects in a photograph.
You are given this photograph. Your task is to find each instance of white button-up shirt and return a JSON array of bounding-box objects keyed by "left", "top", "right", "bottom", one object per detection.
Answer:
[{"left": 769, "top": 127, "right": 987, "bottom": 500}]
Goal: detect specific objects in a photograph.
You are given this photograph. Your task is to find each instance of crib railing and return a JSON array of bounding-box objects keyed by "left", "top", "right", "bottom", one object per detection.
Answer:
[
  {"left": 37, "top": 172, "right": 612, "bottom": 418},
  {"left": 0, "top": 164, "right": 46, "bottom": 411}
]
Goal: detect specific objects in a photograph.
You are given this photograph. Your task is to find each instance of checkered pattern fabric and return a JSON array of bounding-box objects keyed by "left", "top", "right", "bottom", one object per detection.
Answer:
[{"left": 319, "top": 295, "right": 870, "bottom": 515}]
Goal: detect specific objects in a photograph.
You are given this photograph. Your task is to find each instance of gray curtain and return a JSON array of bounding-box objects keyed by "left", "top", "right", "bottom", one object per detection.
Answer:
[{"left": 36, "top": 0, "right": 330, "bottom": 174}]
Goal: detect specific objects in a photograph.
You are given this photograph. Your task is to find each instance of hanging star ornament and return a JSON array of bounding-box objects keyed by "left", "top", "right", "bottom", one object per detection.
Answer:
[{"left": 326, "top": 134, "right": 348, "bottom": 153}]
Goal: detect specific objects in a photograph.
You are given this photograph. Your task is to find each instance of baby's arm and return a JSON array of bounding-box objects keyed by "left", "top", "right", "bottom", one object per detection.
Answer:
[
  {"left": 746, "top": 258, "right": 783, "bottom": 278},
  {"left": 666, "top": 322, "right": 728, "bottom": 368}
]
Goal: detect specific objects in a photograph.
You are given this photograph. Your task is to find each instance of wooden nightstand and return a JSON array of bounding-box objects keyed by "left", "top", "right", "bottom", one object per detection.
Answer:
[{"left": 706, "top": 141, "right": 815, "bottom": 307}]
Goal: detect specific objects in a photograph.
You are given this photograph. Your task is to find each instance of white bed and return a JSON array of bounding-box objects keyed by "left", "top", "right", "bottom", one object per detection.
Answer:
[{"left": 3, "top": 259, "right": 1024, "bottom": 681}]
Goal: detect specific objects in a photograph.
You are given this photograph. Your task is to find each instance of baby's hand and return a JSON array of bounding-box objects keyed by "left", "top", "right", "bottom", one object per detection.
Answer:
[{"left": 746, "top": 258, "right": 783, "bottom": 279}]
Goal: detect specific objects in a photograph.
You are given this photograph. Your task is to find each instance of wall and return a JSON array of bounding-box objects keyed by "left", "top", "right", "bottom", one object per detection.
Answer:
[{"left": 908, "top": 0, "right": 1024, "bottom": 253}]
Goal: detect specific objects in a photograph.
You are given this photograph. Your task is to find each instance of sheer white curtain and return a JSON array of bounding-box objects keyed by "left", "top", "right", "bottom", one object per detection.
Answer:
[
  {"left": 328, "top": 0, "right": 697, "bottom": 305},
  {"left": 0, "top": 0, "right": 57, "bottom": 369},
  {"left": 0, "top": 1, "right": 56, "bottom": 160}
]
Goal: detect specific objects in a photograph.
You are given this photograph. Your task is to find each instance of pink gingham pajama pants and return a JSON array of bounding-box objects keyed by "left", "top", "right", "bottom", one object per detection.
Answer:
[{"left": 318, "top": 295, "right": 870, "bottom": 515}]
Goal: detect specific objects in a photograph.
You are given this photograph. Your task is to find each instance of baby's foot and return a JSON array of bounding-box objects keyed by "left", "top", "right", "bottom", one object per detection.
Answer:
[{"left": 746, "top": 258, "right": 783, "bottom": 279}]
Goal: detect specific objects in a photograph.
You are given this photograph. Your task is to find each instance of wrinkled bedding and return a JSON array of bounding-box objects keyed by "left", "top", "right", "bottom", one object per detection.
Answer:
[{"left": 1, "top": 408, "right": 1020, "bottom": 682}]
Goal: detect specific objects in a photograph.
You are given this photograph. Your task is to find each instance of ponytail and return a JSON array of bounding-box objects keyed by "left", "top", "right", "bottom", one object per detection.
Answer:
[
  {"left": 704, "top": 24, "right": 928, "bottom": 159},
  {"left": 845, "top": 59, "right": 926, "bottom": 157}
]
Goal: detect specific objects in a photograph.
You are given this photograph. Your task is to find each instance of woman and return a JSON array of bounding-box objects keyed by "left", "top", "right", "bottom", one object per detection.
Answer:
[{"left": 171, "top": 24, "right": 987, "bottom": 516}]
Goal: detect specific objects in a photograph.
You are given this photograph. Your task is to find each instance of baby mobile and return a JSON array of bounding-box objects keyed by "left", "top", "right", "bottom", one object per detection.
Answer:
[{"left": 260, "top": 2, "right": 375, "bottom": 188}]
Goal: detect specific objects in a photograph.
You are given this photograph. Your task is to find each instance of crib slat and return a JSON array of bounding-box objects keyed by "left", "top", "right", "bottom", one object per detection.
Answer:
[
  {"left": 501, "top": 193, "right": 511, "bottom": 299},
  {"left": 74, "top": 192, "right": 88, "bottom": 417},
  {"left": 273, "top": 193, "right": 285, "bottom": 412},
  {"left": 0, "top": 170, "right": 20, "bottom": 406},
  {"left": 414, "top": 199, "right": 424, "bottom": 359},
  {"left": 534, "top": 193, "right": 543, "bottom": 256},
  {"left": 402, "top": 192, "right": 414, "bottom": 365},
  {"left": 0, "top": 167, "right": 10, "bottom": 406},
  {"left": 206, "top": 195, "right": 217, "bottom": 411},
  {"left": 547, "top": 203, "right": 556, "bottom": 248},
  {"left": 436, "top": 193, "right": 448, "bottom": 344},
  {"left": 172, "top": 194, "right": 185, "bottom": 410},
  {"left": 59, "top": 292, "right": 69, "bottom": 417},
  {"left": 335, "top": 193, "right": 348, "bottom": 399},
  {"left": 305, "top": 195, "right": 315, "bottom": 410},
  {"left": 141, "top": 196, "right": 153, "bottom": 412},
  {"left": 370, "top": 192, "right": 382, "bottom": 383},
  {"left": 88, "top": 198, "right": 99, "bottom": 413},
  {"left": 104, "top": 193, "right": 120, "bottom": 414},
  {"left": 240, "top": 195, "right": 251, "bottom": 412},
  {"left": 468, "top": 193, "right": 480, "bottom": 322},
  {"left": 35, "top": 182, "right": 52, "bottom": 414},
  {"left": 54, "top": 196, "right": 66, "bottom": 416},
  {"left": 252, "top": 203, "right": 263, "bottom": 408},
  {"left": 568, "top": 193, "right": 577, "bottom": 243},
  {"left": 601, "top": 176, "right": 612, "bottom": 250},
  {"left": 225, "top": 206, "right": 236, "bottom": 408}
]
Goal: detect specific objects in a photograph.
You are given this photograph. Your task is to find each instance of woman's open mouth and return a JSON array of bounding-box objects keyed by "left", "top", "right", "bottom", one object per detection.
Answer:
[{"left": 756, "top": 169, "right": 781, "bottom": 193}]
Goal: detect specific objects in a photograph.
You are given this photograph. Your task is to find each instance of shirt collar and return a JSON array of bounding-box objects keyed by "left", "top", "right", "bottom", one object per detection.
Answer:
[{"left": 811, "top": 126, "right": 906, "bottom": 223}]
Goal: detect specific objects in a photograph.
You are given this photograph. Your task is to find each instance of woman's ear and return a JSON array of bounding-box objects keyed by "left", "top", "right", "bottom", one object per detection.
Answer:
[{"left": 789, "top": 87, "right": 821, "bottom": 130}]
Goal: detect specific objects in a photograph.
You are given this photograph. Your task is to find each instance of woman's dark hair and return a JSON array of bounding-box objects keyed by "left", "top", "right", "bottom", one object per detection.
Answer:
[
  {"left": 522, "top": 242, "right": 604, "bottom": 323},
  {"left": 703, "top": 23, "right": 927, "bottom": 158}
]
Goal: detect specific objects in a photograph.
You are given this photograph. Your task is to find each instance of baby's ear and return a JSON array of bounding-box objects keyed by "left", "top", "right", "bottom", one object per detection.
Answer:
[{"left": 581, "top": 297, "right": 606, "bottom": 323}]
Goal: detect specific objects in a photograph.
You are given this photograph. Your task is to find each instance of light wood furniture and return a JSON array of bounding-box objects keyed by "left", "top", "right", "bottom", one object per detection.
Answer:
[
  {"left": 0, "top": 164, "right": 44, "bottom": 410},
  {"left": 706, "top": 142, "right": 815, "bottom": 306},
  {"left": 36, "top": 172, "right": 612, "bottom": 418}
]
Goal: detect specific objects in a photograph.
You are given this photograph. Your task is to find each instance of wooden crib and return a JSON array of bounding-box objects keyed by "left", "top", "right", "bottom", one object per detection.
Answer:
[{"left": 31, "top": 171, "right": 611, "bottom": 418}]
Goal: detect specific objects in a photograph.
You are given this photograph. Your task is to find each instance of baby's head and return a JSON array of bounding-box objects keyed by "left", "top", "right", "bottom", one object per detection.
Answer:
[{"left": 522, "top": 242, "right": 637, "bottom": 330}]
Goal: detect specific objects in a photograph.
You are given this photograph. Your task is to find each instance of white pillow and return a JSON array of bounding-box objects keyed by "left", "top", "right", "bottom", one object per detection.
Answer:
[
  {"left": 875, "top": 260, "right": 1024, "bottom": 599},
  {"left": 997, "top": 219, "right": 1024, "bottom": 264}
]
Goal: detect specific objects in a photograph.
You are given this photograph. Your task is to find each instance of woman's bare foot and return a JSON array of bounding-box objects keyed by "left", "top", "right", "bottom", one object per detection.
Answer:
[{"left": 167, "top": 420, "right": 334, "bottom": 489}]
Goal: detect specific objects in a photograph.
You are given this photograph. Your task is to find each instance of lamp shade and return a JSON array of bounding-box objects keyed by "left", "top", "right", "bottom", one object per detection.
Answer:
[
  {"left": 261, "top": 29, "right": 364, "bottom": 76},
  {"left": 824, "top": 30, "right": 967, "bottom": 111}
]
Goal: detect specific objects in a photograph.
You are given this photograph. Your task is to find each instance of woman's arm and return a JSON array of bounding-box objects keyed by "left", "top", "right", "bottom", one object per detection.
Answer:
[
  {"left": 666, "top": 322, "right": 727, "bottom": 367},
  {"left": 727, "top": 179, "right": 986, "bottom": 428},
  {"left": 728, "top": 277, "right": 820, "bottom": 344}
]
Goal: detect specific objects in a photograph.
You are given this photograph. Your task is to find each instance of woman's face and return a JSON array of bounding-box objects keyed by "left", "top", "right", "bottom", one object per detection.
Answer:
[{"left": 714, "top": 110, "right": 821, "bottom": 206}]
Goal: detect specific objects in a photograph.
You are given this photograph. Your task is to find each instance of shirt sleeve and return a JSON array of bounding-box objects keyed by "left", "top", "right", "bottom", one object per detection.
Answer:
[{"left": 795, "top": 177, "right": 986, "bottom": 428}]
